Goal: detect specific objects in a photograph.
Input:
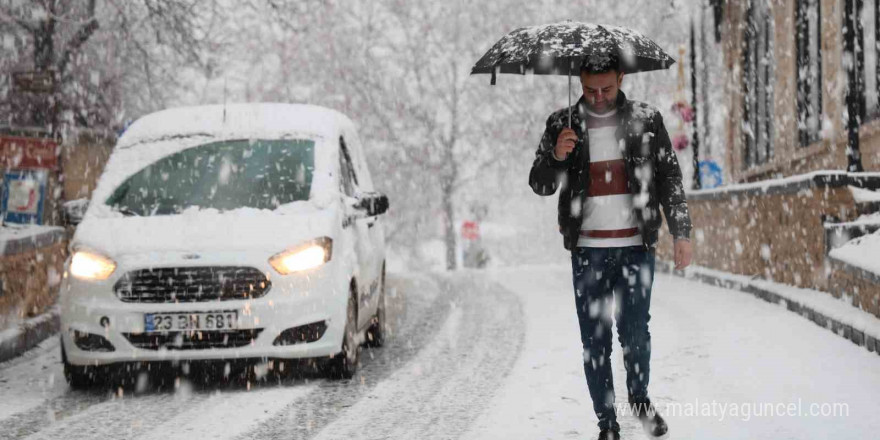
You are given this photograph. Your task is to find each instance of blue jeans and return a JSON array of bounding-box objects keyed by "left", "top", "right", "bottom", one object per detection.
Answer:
[{"left": 571, "top": 246, "right": 655, "bottom": 432}]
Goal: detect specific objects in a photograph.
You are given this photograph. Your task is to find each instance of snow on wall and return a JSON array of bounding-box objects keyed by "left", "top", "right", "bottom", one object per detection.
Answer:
[
  {"left": 849, "top": 185, "right": 880, "bottom": 203},
  {"left": 688, "top": 171, "right": 880, "bottom": 199},
  {"left": 0, "top": 225, "right": 65, "bottom": 255},
  {"left": 829, "top": 230, "right": 880, "bottom": 277}
]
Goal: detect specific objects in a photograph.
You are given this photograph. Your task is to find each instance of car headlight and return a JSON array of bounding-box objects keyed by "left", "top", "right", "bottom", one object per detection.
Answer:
[
  {"left": 269, "top": 237, "right": 333, "bottom": 275},
  {"left": 70, "top": 250, "right": 117, "bottom": 280}
]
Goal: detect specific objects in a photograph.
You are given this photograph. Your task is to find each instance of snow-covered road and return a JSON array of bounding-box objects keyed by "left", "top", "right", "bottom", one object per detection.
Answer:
[
  {"left": 0, "top": 272, "right": 523, "bottom": 440},
  {"left": 1, "top": 265, "right": 878, "bottom": 439}
]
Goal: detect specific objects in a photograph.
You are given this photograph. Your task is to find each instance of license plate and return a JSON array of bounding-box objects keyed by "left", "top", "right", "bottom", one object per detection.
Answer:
[{"left": 144, "top": 311, "right": 239, "bottom": 332}]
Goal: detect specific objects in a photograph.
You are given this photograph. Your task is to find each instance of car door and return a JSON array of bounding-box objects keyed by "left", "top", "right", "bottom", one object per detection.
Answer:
[
  {"left": 342, "top": 130, "right": 385, "bottom": 286},
  {"left": 339, "top": 136, "right": 377, "bottom": 330}
]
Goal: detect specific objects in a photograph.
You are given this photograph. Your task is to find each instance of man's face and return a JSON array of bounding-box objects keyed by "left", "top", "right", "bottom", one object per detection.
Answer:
[{"left": 580, "top": 70, "right": 624, "bottom": 112}]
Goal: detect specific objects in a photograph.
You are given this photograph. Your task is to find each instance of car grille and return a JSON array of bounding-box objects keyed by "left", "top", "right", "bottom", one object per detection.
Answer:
[
  {"left": 114, "top": 267, "right": 271, "bottom": 303},
  {"left": 123, "top": 329, "right": 263, "bottom": 350}
]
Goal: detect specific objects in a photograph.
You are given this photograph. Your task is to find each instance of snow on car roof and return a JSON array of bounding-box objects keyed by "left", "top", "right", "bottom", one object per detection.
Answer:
[
  {"left": 117, "top": 103, "right": 353, "bottom": 149},
  {"left": 86, "top": 103, "right": 348, "bottom": 219}
]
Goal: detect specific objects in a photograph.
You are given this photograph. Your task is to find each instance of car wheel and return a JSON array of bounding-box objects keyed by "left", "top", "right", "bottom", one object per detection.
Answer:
[
  {"left": 62, "top": 340, "right": 99, "bottom": 389},
  {"left": 365, "top": 264, "right": 386, "bottom": 348},
  {"left": 323, "top": 290, "right": 359, "bottom": 379}
]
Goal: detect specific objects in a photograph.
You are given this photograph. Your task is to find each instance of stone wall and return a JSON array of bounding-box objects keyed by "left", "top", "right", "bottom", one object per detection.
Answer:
[
  {"left": 860, "top": 121, "right": 880, "bottom": 171},
  {"left": 658, "top": 174, "right": 869, "bottom": 286},
  {"left": 657, "top": 172, "right": 880, "bottom": 319},
  {"left": 688, "top": 0, "right": 880, "bottom": 319},
  {"left": 0, "top": 229, "right": 67, "bottom": 321},
  {"left": 828, "top": 258, "right": 880, "bottom": 318},
  {"left": 0, "top": 131, "right": 112, "bottom": 326}
]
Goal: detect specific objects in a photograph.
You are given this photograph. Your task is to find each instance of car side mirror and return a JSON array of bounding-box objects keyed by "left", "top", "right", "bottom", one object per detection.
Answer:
[
  {"left": 358, "top": 193, "right": 389, "bottom": 217},
  {"left": 63, "top": 198, "right": 89, "bottom": 226}
]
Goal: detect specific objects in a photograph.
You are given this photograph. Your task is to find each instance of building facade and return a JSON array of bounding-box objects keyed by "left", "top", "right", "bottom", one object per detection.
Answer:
[
  {"left": 656, "top": 0, "right": 880, "bottom": 322},
  {"left": 715, "top": 0, "right": 879, "bottom": 181}
]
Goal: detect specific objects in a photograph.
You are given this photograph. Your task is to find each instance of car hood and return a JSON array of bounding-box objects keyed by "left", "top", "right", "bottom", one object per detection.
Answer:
[{"left": 73, "top": 207, "right": 339, "bottom": 257}]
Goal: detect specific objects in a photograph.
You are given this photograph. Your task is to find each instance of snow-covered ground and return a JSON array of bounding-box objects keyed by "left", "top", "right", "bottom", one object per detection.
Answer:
[
  {"left": 1, "top": 265, "right": 878, "bottom": 439},
  {"left": 466, "top": 265, "right": 880, "bottom": 439},
  {"left": 670, "top": 264, "right": 880, "bottom": 344}
]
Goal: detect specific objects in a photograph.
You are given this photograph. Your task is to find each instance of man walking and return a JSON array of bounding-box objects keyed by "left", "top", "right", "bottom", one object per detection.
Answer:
[{"left": 529, "top": 53, "right": 693, "bottom": 440}]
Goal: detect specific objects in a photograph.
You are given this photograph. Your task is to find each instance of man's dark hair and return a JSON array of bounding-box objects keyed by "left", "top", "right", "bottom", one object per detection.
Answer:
[{"left": 579, "top": 51, "right": 620, "bottom": 74}]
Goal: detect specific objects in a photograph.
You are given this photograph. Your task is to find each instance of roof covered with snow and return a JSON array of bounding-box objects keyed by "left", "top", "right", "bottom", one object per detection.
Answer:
[{"left": 117, "top": 103, "right": 354, "bottom": 149}]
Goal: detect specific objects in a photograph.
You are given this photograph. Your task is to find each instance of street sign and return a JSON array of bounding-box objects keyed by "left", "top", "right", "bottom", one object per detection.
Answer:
[
  {"left": 461, "top": 220, "right": 480, "bottom": 241},
  {"left": 12, "top": 70, "right": 55, "bottom": 93},
  {"left": 2, "top": 169, "right": 48, "bottom": 225},
  {"left": 0, "top": 136, "right": 59, "bottom": 170},
  {"left": 698, "top": 160, "right": 723, "bottom": 189}
]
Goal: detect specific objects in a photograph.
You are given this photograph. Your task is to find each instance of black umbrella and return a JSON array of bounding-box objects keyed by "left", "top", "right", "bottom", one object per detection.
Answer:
[{"left": 471, "top": 21, "right": 675, "bottom": 126}]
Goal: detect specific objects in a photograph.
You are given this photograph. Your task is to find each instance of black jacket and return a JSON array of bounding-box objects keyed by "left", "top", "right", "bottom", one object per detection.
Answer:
[{"left": 529, "top": 91, "right": 692, "bottom": 251}]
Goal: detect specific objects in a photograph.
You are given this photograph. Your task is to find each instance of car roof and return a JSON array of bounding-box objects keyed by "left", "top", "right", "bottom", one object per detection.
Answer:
[
  {"left": 87, "top": 104, "right": 356, "bottom": 213},
  {"left": 117, "top": 103, "right": 354, "bottom": 149}
]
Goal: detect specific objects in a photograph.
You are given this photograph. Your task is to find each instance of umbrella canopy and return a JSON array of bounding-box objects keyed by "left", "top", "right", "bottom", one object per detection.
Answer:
[
  {"left": 471, "top": 21, "right": 675, "bottom": 127},
  {"left": 471, "top": 21, "right": 675, "bottom": 84}
]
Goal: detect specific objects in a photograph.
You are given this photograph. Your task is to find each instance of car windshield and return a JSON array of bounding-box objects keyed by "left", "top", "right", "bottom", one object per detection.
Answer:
[{"left": 106, "top": 138, "right": 315, "bottom": 216}]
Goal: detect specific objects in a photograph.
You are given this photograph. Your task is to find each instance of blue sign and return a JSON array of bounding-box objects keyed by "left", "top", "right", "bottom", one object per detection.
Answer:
[
  {"left": 698, "top": 160, "right": 723, "bottom": 189},
  {"left": 2, "top": 170, "right": 48, "bottom": 225}
]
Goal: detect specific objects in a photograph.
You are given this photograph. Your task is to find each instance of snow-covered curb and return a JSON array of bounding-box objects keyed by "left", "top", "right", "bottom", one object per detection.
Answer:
[
  {"left": 656, "top": 262, "right": 880, "bottom": 356},
  {"left": 0, "top": 306, "right": 59, "bottom": 364}
]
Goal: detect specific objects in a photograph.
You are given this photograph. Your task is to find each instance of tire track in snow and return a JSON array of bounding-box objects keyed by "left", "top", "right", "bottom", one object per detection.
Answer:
[
  {"left": 1, "top": 272, "right": 523, "bottom": 440},
  {"left": 0, "top": 275, "right": 409, "bottom": 440},
  {"left": 14, "top": 377, "right": 317, "bottom": 440},
  {"left": 307, "top": 272, "right": 526, "bottom": 440},
  {"left": 134, "top": 386, "right": 316, "bottom": 440},
  {"left": 0, "top": 338, "right": 110, "bottom": 440},
  {"left": 1, "top": 340, "right": 320, "bottom": 440},
  {"left": 236, "top": 273, "right": 452, "bottom": 439}
]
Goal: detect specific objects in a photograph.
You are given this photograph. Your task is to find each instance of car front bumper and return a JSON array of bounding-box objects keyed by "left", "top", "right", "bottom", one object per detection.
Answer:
[{"left": 60, "top": 252, "right": 350, "bottom": 366}]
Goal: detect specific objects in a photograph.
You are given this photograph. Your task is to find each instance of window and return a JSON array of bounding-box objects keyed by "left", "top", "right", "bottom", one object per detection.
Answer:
[
  {"left": 106, "top": 139, "right": 315, "bottom": 216},
  {"left": 858, "top": 0, "right": 880, "bottom": 119},
  {"left": 796, "top": 0, "right": 823, "bottom": 146},
  {"left": 742, "top": 0, "right": 775, "bottom": 168}
]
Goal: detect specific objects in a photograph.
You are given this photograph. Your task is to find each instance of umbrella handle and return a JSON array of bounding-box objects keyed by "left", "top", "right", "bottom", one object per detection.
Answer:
[{"left": 568, "top": 70, "right": 572, "bottom": 128}]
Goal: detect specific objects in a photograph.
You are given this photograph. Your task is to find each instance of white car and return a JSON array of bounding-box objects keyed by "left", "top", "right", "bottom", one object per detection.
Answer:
[{"left": 60, "top": 103, "right": 388, "bottom": 386}]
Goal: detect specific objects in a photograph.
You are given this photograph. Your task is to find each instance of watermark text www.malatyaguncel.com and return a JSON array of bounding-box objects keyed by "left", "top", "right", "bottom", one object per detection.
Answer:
[{"left": 617, "top": 399, "right": 850, "bottom": 422}]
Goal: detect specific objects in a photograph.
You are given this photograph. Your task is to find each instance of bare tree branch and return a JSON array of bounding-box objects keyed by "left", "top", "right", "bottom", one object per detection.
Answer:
[
  {"left": 56, "top": 0, "right": 98, "bottom": 75},
  {"left": 0, "top": 6, "right": 37, "bottom": 33}
]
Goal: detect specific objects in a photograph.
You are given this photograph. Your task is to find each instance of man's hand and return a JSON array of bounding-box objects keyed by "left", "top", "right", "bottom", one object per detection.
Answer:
[
  {"left": 674, "top": 239, "right": 692, "bottom": 271},
  {"left": 554, "top": 128, "right": 577, "bottom": 160}
]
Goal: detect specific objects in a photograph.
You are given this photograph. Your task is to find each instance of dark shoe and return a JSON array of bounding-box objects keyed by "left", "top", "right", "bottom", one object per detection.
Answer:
[
  {"left": 630, "top": 398, "right": 668, "bottom": 438},
  {"left": 597, "top": 428, "right": 621, "bottom": 440}
]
